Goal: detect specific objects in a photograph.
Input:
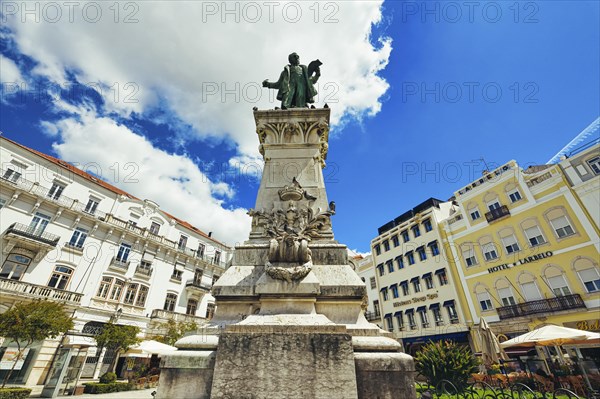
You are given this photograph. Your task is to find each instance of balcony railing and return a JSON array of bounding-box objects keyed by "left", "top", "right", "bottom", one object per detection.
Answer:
[
  {"left": 4, "top": 223, "right": 60, "bottom": 246},
  {"left": 364, "top": 311, "right": 381, "bottom": 322},
  {"left": 1, "top": 169, "right": 229, "bottom": 268},
  {"left": 485, "top": 205, "right": 511, "bottom": 223},
  {"left": 0, "top": 278, "right": 82, "bottom": 305},
  {"left": 185, "top": 279, "right": 212, "bottom": 292},
  {"left": 526, "top": 171, "right": 554, "bottom": 188},
  {"left": 497, "top": 294, "right": 586, "bottom": 320},
  {"left": 134, "top": 265, "right": 153, "bottom": 277},
  {"left": 150, "top": 309, "right": 207, "bottom": 324},
  {"left": 109, "top": 257, "right": 129, "bottom": 271}
]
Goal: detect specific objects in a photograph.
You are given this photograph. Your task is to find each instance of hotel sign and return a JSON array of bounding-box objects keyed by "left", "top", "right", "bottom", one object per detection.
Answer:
[
  {"left": 487, "top": 251, "right": 553, "bottom": 274},
  {"left": 393, "top": 293, "right": 438, "bottom": 308}
]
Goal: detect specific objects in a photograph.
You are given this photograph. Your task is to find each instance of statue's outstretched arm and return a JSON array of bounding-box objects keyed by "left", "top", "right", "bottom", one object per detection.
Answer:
[{"left": 263, "top": 70, "right": 285, "bottom": 89}]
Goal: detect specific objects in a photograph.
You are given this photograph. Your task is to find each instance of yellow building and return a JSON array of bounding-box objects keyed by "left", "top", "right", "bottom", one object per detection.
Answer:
[{"left": 442, "top": 151, "right": 600, "bottom": 342}]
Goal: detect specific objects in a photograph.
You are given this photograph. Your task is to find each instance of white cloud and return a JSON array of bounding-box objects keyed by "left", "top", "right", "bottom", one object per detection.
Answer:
[
  {"left": 5, "top": 1, "right": 391, "bottom": 155},
  {"left": 0, "top": 54, "right": 23, "bottom": 83},
  {"left": 46, "top": 108, "right": 251, "bottom": 244},
  {"left": 4, "top": 1, "right": 392, "bottom": 245}
]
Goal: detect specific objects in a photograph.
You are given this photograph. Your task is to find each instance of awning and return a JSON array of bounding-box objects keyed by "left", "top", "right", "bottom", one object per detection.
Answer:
[
  {"left": 394, "top": 311, "right": 403, "bottom": 317},
  {"left": 395, "top": 256, "right": 403, "bottom": 261},
  {"left": 422, "top": 272, "right": 432, "bottom": 279},
  {"left": 443, "top": 300, "right": 455, "bottom": 307},
  {"left": 427, "top": 241, "right": 438, "bottom": 247},
  {"left": 389, "top": 283, "right": 397, "bottom": 289},
  {"left": 400, "top": 280, "right": 408, "bottom": 286},
  {"left": 380, "top": 287, "right": 388, "bottom": 292},
  {"left": 416, "top": 246, "right": 425, "bottom": 252},
  {"left": 410, "top": 277, "right": 420, "bottom": 283},
  {"left": 435, "top": 268, "right": 446, "bottom": 275},
  {"left": 126, "top": 340, "right": 177, "bottom": 356},
  {"left": 402, "top": 331, "right": 469, "bottom": 345},
  {"left": 404, "top": 308, "right": 414, "bottom": 314},
  {"left": 384, "top": 313, "right": 392, "bottom": 319},
  {"left": 377, "top": 263, "right": 384, "bottom": 269},
  {"left": 429, "top": 303, "right": 440, "bottom": 310},
  {"left": 416, "top": 306, "right": 426, "bottom": 313},
  {"left": 65, "top": 335, "right": 96, "bottom": 347}
]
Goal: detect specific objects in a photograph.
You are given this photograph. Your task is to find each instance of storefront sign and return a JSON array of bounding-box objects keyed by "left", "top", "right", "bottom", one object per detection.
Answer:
[
  {"left": 564, "top": 320, "right": 600, "bottom": 332},
  {"left": 393, "top": 293, "right": 438, "bottom": 307},
  {"left": 0, "top": 348, "right": 30, "bottom": 370},
  {"left": 487, "top": 251, "right": 553, "bottom": 274}
]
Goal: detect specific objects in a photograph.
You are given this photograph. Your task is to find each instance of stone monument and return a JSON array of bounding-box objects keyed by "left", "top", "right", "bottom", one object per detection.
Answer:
[{"left": 157, "top": 53, "right": 416, "bottom": 399}]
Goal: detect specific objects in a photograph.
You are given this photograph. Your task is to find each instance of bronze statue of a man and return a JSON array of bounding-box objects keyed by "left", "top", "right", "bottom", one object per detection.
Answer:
[{"left": 262, "top": 52, "right": 321, "bottom": 109}]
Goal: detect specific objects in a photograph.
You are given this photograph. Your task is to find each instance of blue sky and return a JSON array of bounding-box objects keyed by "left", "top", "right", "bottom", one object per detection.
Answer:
[{"left": 1, "top": 1, "right": 599, "bottom": 252}]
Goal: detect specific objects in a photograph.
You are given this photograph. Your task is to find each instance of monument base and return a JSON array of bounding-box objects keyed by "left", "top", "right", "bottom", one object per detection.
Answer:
[
  {"left": 210, "top": 325, "right": 358, "bottom": 399},
  {"left": 157, "top": 319, "right": 416, "bottom": 399}
]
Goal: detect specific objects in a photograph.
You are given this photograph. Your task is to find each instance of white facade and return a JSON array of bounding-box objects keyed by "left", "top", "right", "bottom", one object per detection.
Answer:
[
  {"left": 355, "top": 254, "right": 382, "bottom": 328},
  {"left": 0, "top": 136, "right": 231, "bottom": 386},
  {"left": 370, "top": 198, "right": 472, "bottom": 355},
  {"left": 559, "top": 142, "right": 600, "bottom": 230}
]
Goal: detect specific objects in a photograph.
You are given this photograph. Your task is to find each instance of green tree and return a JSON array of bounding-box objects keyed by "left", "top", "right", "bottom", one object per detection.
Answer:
[
  {"left": 94, "top": 323, "right": 141, "bottom": 373},
  {"left": 152, "top": 319, "right": 197, "bottom": 346},
  {"left": 0, "top": 301, "right": 74, "bottom": 387},
  {"left": 415, "top": 340, "right": 479, "bottom": 391}
]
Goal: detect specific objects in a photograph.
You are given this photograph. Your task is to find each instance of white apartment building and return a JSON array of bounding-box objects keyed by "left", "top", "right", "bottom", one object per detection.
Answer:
[
  {"left": 354, "top": 254, "right": 382, "bottom": 328},
  {"left": 370, "top": 198, "right": 473, "bottom": 355},
  {"left": 558, "top": 140, "right": 600, "bottom": 230},
  {"left": 0, "top": 136, "right": 231, "bottom": 388}
]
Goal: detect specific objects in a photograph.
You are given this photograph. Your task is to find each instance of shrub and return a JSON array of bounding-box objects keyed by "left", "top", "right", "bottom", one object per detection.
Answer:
[
  {"left": 83, "top": 382, "right": 134, "bottom": 394},
  {"left": 415, "top": 340, "right": 479, "bottom": 391},
  {"left": 0, "top": 388, "right": 32, "bottom": 399},
  {"left": 99, "top": 372, "right": 117, "bottom": 384}
]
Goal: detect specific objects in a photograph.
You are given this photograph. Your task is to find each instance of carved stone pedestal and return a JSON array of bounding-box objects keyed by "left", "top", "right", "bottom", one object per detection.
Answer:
[{"left": 156, "top": 108, "right": 416, "bottom": 399}]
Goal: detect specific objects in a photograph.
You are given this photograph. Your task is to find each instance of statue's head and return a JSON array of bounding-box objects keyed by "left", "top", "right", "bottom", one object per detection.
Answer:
[{"left": 288, "top": 52, "right": 300, "bottom": 65}]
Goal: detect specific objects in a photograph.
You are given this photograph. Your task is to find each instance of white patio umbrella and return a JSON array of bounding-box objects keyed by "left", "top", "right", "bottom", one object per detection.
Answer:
[
  {"left": 126, "top": 340, "right": 177, "bottom": 356},
  {"left": 501, "top": 325, "right": 600, "bottom": 392},
  {"left": 500, "top": 325, "right": 600, "bottom": 348},
  {"left": 478, "top": 318, "right": 509, "bottom": 367}
]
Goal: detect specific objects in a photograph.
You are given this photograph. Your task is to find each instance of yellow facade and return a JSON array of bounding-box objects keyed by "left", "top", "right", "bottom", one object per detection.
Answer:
[{"left": 443, "top": 159, "right": 600, "bottom": 339}]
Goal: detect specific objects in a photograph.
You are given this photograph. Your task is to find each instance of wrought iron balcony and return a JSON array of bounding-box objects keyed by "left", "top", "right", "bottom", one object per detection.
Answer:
[
  {"left": 185, "top": 279, "right": 212, "bottom": 293},
  {"left": 0, "top": 278, "right": 82, "bottom": 306},
  {"left": 109, "top": 257, "right": 130, "bottom": 271},
  {"left": 4, "top": 223, "right": 60, "bottom": 246},
  {"left": 497, "top": 294, "right": 586, "bottom": 320},
  {"left": 485, "top": 205, "right": 511, "bottom": 223},
  {"left": 364, "top": 311, "right": 381, "bottom": 322},
  {"left": 150, "top": 309, "right": 207, "bottom": 323},
  {"left": 134, "top": 264, "right": 153, "bottom": 278}
]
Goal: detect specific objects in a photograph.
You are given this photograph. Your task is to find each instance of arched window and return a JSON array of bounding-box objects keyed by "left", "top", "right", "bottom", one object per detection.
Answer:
[
  {"left": 517, "top": 272, "right": 542, "bottom": 301},
  {"left": 122, "top": 283, "right": 149, "bottom": 307},
  {"left": 467, "top": 202, "right": 481, "bottom": 221},
  {"left": 494, "top": 278, "right": 516, "bottom": 306},
  {"left": 542, "top": 265, "right": 571, "bottom": 297},
  {"left": 474, "top": 283, "right": 493, "bottom": 311},
  {"left": 545, "top": 207, "right": 577, "bottom": 239},
  {"left": 48, "top": 265, "right": 74, "bottom": 290},
  {"left": 95, "top": 277, "right": 126, "bottom": 301},
  {"left": 479, "top": 236, "right": 498, "bottom": 262},
  {"left": 573, "top": 258, "right": 600, "bottom": 293},
  {"left": 0, "top": 252, "right": 33, "bottom": 280},
  {"left": 164, "top": 293, "right": 178, "bottom": 311},
  {"left": 461, "top": 242, "right": 478, "bottom": 267}
]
